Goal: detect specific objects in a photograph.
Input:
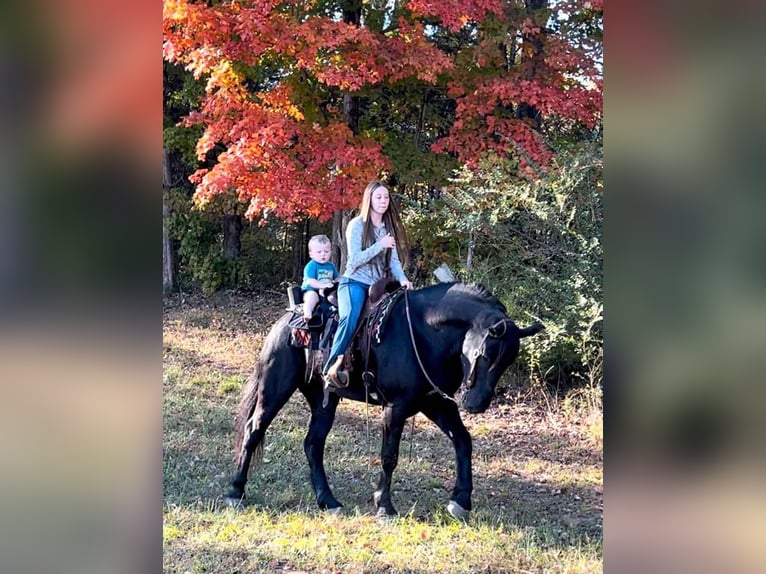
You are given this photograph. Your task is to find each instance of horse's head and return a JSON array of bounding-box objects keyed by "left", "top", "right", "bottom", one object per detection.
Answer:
[{"left": 459, "top": 318, "right": 544, "bottom": 413}]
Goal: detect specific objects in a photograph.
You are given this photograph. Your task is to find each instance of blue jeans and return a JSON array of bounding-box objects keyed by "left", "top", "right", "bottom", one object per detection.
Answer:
[{"left": 323, "top": 277, "right": 368, "bottom": 373}]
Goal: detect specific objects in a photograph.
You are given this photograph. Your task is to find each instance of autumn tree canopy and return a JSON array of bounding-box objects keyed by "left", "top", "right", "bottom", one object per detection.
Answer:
[{"left": 163, "top": 0, "right": 602, "bottom": 222}]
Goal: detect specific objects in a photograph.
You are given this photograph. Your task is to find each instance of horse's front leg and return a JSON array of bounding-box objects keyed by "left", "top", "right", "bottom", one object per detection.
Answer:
[
  {"left": 419, "top": 398, "right": 473, "bottom": 521},
  {"left": 373, "top": 405, "right": 407, "bottom": 518},
  {"left": 300, "top": 382, "right": 343, "bottom": 512}
]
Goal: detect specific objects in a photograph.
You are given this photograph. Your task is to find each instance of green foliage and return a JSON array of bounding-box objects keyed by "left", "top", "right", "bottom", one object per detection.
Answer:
[
  {"left": 167, "top": 189, "right": 233, "bottom": 294},
  {"left": 168, "top": 187, "right": 310, "bottom": 293},
  {"left": 163, "top": 124, "right": 203, "bottom": 168},
  {"left": 405, "top": 145, "right": 603, "bottom": 395},
  {"left": 360, "top": 85, "right": 458, "bottom": 187},
  {"left": 381, "top": 131, "right": 456, "bottom": 187}
]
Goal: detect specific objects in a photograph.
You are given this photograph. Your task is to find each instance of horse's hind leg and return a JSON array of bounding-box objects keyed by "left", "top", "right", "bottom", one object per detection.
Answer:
[
  {"left": 419, "top": 398, "right": 473, "bottom": 521},
  {"left": 299, "top": 383, "right": 343, "bottom": 512},
  {"left": 226, "top": 356, "right": 302, "bottom": 504}
]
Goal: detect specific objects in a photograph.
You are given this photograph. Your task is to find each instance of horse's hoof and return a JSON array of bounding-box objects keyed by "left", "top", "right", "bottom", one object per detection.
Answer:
[
  {"left": 447, "top": 500, "right": 470, "bottom": 522},
  {"left": 224, "top": 496, "right": 245, "bottom": 509},
  {"left": 326, "top": 506, "right": 344, "bottom": 516},
  {"left": 375, "top": 506, "right": 397, "bottom": 524},
  {"left": 375, "top": 508, "right": 396, "bottom": 523}
]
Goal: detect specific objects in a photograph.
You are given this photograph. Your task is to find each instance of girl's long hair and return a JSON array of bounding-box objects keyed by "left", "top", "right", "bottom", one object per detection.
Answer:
[{"left": 358, "top": 181, "right": 410, "bottom": 274}]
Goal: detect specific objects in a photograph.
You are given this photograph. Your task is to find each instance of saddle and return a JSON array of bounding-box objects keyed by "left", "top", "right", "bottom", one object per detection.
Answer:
[
  {"left": 362, "top": 280, "right": 405, "bottom": 348},
  {"left": 286, "top": 279, "right": 404, "bottom": 394},
  {"left": 286, "top": 286, "right": 339, "bottom": 382}
]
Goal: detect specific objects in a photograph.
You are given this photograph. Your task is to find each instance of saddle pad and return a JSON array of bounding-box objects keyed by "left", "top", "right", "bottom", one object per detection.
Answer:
[
  {"left": 367, "top": 289, "right": 405, "bottom": 345},
  {"left": 290, "top": 328, "right": 311, "bottom": 348},
  {"left": 287, "top": 309, "right": 338, "bottom": 351}
]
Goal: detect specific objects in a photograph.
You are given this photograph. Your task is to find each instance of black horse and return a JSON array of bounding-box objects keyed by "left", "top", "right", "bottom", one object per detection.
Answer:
[{"left": 226, "top": 281, "right": 543, "bottom": 520}]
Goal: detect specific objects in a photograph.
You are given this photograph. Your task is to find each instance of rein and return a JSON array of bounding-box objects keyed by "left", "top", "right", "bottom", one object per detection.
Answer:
[
  {"left": 403, "top": 290, "right": 512, "bottom": 402},
  {"left": 403, "top": 290, "right": 457, "bottom": 404}
]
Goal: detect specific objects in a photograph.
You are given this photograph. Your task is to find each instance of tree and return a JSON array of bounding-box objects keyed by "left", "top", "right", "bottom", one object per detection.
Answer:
[
  {"left": 164, "top": 0, "right": 449, "bottom": 223},
  {"left": 428, "top": 0, "right": 602, "bottom": 173},
  {"left": 406, "top": 143, "right": 603, "bottom": 391},
  {"left": 163, "top": 0, "right": 602, "bottom": 224},
  {"left": 163, "top": 147, "right": 174, "bottom": 294}
]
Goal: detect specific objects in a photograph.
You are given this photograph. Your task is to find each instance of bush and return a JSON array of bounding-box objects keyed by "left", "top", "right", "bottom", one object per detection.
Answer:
[
  {"left": 404, "top": 144, "right": 603, "bottom": 397},
  {"left": 167, "top": 188, "right": 328, "bottom": 293}
]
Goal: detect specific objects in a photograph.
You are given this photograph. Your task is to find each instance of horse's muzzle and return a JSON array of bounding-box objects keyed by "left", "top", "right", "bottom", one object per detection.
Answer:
[{"left": 460, "top": 387, "right": 493, "bottom": 414}]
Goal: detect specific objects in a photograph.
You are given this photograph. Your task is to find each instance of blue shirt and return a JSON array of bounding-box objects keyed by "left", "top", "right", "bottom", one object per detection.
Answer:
[{"left": 301, "top": 260, "right": 339, "bottom": 291}]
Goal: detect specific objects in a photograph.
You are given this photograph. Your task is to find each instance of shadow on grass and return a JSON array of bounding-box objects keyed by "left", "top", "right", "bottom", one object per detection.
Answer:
[{"left": 163, "top": 334, "right": 259, "bottom": 379}]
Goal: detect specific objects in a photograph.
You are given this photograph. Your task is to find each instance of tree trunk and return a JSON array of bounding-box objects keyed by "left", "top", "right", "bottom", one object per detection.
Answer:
[
  {"left": 333, "top": 210, "right": 351, "bottom": 272},
  {"left": 292, "top": 219, "right": 310, "bottom": 280},
  {"left": 222, "top": 213, "right": 242, "bottom": 260},
  {"left": 466, "top": 228, "right": 476, "bottom": 272},
  {"left": 162, "top": 147, "right": 174, "bottom": 295},
  {"left": 332, "top": 0, "right": 362, "bottom": 273},
  {"left": 515, "top": 0, "right": 547, "bottom": 129},
  {"left": 341, "top": 2, "right": 361, "bottom": 136},
  {"left": 414, "top": 90, "right": 427, "bottom": 149}
]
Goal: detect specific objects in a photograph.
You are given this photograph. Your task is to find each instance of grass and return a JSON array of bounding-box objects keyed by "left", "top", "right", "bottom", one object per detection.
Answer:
[{"left": 163, "top": 290, "right": 603, "bottom": 573}]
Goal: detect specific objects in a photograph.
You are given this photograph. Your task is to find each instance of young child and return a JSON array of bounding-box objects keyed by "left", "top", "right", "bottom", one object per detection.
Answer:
[{"left": 301, "top": 234, "right": 340, "bottom": 322}]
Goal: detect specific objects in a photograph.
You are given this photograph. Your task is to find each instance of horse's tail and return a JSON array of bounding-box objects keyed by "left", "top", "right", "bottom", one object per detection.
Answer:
[
  {"left": 519, "top": 322, "right": 545, "bottom": 338},
  {"left": 233, "top": 363, "right": 264, "bottom": 469}
]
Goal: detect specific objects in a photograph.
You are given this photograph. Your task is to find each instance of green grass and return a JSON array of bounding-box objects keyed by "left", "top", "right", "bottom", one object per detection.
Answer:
[
  {"left": 164, "top": 505, "right": 600, "bottom": 573},
  {"left": 163, "top": 291, "right": 603, "bottom": 573}
]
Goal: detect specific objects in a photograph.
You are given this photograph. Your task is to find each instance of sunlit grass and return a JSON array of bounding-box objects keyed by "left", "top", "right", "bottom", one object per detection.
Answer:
[{"left": 163, "top": 505, "right": 601, "bottom": 573}]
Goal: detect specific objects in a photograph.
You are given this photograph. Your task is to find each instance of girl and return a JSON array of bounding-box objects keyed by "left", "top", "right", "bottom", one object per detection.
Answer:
[{"left": 323, "top": 181, "right": 412, "bottom": 387}]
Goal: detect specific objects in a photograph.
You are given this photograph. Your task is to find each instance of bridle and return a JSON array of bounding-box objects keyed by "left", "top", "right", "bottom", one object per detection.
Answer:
[
  {"left": 403, "top": 290, "right": 510, "bottom": 401},
  {"left": 463, "top": 318, "right": 510, "bottom": 389}
]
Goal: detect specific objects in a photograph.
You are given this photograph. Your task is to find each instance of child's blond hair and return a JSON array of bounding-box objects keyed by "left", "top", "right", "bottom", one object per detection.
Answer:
[{"left": 308, "top": 234, "right": 331, "bottom": 251}]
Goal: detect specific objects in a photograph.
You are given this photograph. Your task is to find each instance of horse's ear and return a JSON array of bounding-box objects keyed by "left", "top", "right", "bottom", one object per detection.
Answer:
[{"left": 518, "top": 323, "right": 544, "bottom": 338}]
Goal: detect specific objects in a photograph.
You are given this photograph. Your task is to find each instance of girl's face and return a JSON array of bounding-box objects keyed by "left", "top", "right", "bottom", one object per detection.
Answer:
[{"left": 370, "top": 186, "right": 390, "bottom": 216}]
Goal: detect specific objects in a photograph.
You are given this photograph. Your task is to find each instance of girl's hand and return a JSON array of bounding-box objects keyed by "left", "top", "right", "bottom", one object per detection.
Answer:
[
  {"left": 379, "top": 233, "right": 396, "bottom": 249},
  {"left": 400, "top": 279, "right": 413, "bottom": 290}
]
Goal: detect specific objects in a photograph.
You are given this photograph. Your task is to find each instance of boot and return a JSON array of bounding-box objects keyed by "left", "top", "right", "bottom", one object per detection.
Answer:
[{"left": 324, "top": 354, "right": 349, "bottom": 388}]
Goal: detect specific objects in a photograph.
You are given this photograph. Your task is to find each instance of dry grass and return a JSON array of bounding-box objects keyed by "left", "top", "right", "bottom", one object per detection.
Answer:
[{"left": 163, "top": 290, "right": 603, "bottom": 573}]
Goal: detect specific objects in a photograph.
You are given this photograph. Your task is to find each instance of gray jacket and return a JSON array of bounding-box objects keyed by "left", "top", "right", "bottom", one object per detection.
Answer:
[{"left": 343, "top": 216, "right": 407, "bottom": 285}]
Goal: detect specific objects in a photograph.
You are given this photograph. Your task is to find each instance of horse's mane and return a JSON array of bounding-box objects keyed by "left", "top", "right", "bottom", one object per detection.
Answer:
[
  {"left": 446, "top": 282, "right": 506, "bottom": 311},
  {"left": 422, "top": 282, "right": 507, "bottom": 327}
]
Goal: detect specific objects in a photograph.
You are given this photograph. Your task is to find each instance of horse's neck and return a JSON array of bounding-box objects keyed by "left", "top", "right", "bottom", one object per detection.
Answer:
[
  {"left": 421, "top": 299, "right": 498, "bottom": 356},
  {"left": 426, "top": 300, "right": 498, "bottom": 330}
]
